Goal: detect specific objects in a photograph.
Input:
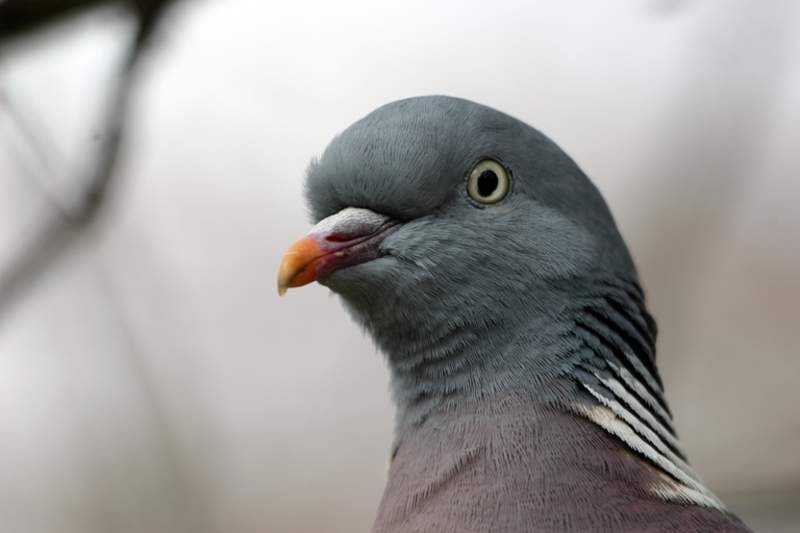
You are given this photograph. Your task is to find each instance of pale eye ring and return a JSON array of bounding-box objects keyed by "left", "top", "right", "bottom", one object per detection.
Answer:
[{"left": 467, "top": 159, "right": 510, "bottom": 204}]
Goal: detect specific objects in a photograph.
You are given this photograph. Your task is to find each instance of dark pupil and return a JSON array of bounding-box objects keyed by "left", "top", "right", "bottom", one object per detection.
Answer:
[{"left": 477, "top": 170, "right": 498, "bottom": 197}]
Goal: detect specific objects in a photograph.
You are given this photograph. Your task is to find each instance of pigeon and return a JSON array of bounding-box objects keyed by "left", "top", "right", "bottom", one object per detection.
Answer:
[{"left": 277, "top": 96, "right": 752, "bottom": 532}]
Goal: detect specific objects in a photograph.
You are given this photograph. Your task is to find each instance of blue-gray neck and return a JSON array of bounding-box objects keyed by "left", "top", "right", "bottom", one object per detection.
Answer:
[
  {"left": 381, "top": 276, "right": 731, "bottom": 512},
  {"left": 386, "top": 276, "right": 664, "bottom": 437}
]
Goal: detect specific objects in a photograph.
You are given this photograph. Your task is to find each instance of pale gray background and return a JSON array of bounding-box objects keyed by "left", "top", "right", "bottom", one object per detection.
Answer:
[{"left": 0, "top": 1, "right": 798, "bottom": 532}]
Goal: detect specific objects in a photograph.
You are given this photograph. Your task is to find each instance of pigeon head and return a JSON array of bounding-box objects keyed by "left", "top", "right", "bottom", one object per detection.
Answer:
[
  {"left": 277, "top": 97, "right": 747, "bottom": 527},
  {"left": 279, "top": 96, "right": 641, "bottom": 387}
]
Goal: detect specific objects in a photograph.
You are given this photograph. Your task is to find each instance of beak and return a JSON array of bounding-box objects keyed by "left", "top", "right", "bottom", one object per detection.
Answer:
[{"left": 277, "top": 207, "right": 399, "bottom": 295}]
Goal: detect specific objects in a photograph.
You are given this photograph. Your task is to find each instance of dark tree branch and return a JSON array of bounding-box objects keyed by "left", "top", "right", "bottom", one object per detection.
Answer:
[
  {"left": 0, "top": 0, "right": 180, "bottom": 324},
  {"left": 0, "top": 0, "right": 114, "bottom": 43},
  {"left": 0, "top": 0, "right": 134, "bottom": 45}
]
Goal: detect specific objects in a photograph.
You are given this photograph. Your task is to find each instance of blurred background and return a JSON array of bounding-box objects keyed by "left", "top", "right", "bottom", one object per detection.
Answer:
[{"left": 0, "top": 1, "right": 798, "bottom": 531}]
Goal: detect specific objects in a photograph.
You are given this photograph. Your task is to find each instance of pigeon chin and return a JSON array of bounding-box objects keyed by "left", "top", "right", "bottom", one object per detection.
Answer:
[{"left": 320, "top": 255, "right": 401, "bottom": 290}]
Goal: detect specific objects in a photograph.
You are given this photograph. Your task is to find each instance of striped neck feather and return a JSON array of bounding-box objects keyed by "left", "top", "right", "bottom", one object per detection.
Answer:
[{"left": 565, "top": 281, "right": 724, "bottom": 510}]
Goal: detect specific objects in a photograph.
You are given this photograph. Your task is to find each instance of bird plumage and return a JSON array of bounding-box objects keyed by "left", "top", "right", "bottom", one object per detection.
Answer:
[{"left": 285, "top": 95, "right": 751, "bottom": 532}]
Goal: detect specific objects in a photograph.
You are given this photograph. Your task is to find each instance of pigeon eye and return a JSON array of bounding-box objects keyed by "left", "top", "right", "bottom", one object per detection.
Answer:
[{"left": 467, "top": 159, "right": 510, "bottom": 205}]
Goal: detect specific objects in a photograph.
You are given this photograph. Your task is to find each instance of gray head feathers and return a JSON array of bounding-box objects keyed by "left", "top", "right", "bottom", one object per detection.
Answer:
[
  {"left": 298, "top": 96, "right": 749, "bottom": 528},
  {"left": 305, "top": 96, "right": 641, "bottom": 370}
]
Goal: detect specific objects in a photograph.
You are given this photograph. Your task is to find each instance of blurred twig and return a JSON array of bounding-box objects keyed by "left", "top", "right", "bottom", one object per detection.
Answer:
[
  {"left": 0, "top": 89, "right": 67, "bottom": 212},
  {"left": 0, "top": 0, "right": 113, "bottom": 43},
  {"left": 0, "top": 0, "right": 175, "bottom": 45},
  {"left": 0, "top": 0, "right": 180, "bottom": 324}
]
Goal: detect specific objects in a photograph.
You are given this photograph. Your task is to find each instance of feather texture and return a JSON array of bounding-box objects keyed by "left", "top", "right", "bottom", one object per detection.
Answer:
[{"left": 299, "top": 96, "right": 752, "bottom": 532}]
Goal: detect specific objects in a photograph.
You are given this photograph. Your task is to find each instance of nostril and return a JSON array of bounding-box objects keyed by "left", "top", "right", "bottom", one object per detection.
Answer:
[{"left": 325, "top": 234, "right": 352, "bottom": 242}]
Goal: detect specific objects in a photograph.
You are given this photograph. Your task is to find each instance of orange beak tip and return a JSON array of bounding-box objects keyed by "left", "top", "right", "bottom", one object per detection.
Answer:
[{"left": 277, "top": 236, "right": 323, "bottom": 296}]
